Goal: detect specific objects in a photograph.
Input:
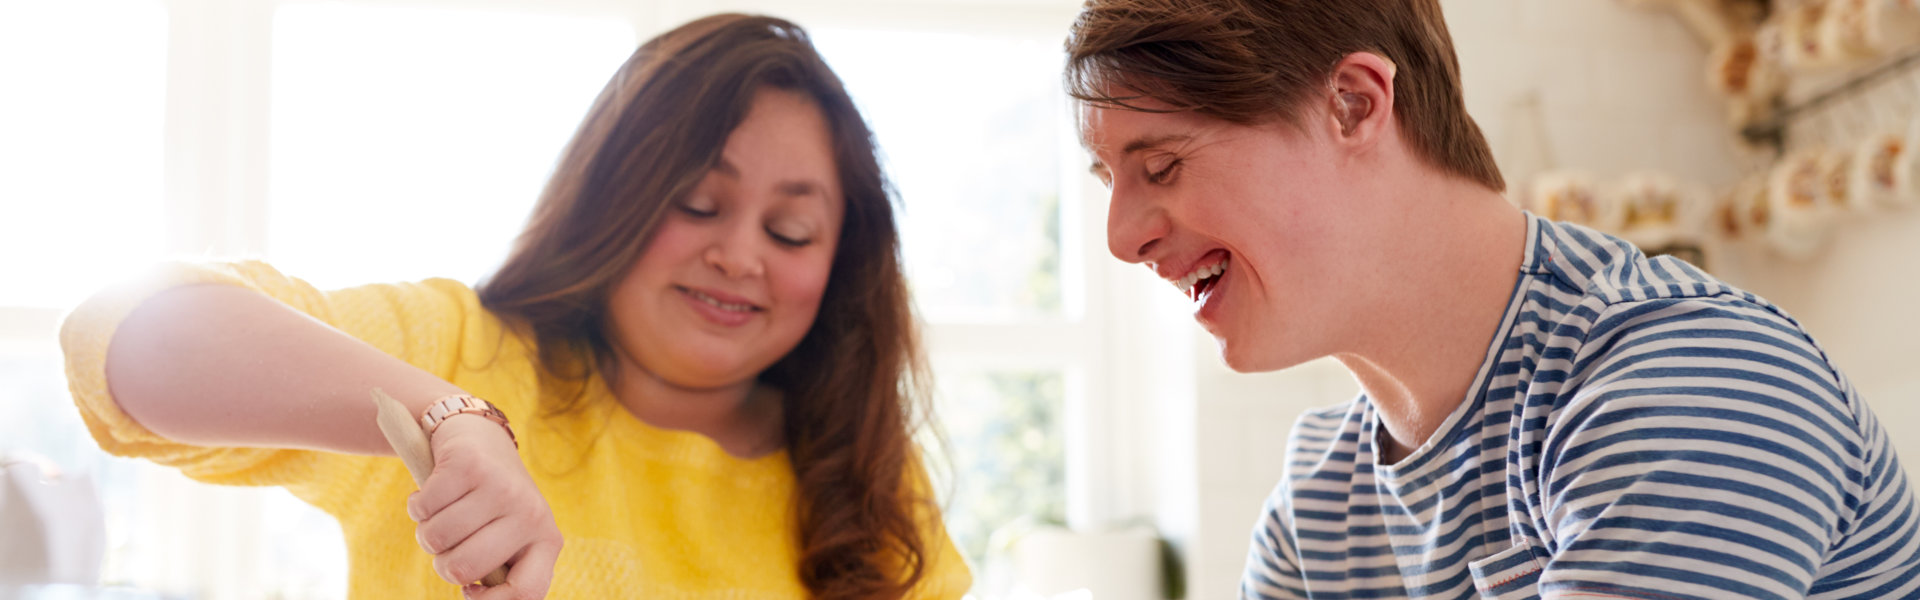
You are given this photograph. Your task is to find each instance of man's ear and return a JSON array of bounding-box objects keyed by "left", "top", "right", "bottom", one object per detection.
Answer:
[{"left": 1328, "top": 52, "right": 1396, "bottom": 145}]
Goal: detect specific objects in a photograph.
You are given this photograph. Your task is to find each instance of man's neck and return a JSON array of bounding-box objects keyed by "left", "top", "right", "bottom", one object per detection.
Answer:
[{"left": 1335, "top": 173, "right": 1527, "bottom": 464}]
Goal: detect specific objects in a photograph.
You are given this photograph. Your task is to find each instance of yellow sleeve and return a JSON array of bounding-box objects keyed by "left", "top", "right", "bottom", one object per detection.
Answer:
[
  {"left": 911, "top": 517, "right": 974, "bottom": 600},
  {"left": 58, "top": 260, "right": 482, "bottom": 502}
]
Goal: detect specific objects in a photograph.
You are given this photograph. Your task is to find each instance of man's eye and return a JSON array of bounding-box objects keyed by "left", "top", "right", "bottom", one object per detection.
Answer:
[{"left": 1148, "top": 160, "right": 1182, "bottom": 185}]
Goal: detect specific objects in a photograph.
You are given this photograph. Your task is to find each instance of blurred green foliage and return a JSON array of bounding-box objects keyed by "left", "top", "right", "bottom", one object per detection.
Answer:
[{"left": 932, "top": 370, "right": 1067, "bottom": 566}]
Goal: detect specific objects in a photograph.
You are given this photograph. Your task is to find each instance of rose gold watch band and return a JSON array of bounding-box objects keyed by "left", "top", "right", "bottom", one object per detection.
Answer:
[{"left": 419, "top": 394, "right": 517, "bottom": 449}]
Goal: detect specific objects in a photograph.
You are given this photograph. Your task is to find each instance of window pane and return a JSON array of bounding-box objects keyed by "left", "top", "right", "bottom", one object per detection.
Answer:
[
  {"left": 0, "top": 353, "right": 95, "bottom": 470},
  {"left": 0, "top": 1, "right": 166, "bottom": 308},
  {"left": 813, "top": 30, "right": 1068, "bottom": 322},
  {"left": 268, "top": 5, "right": 636, "bottom": 290},
  {"left": 926, "top": 368, "right": 1067, "bottom": 571}
]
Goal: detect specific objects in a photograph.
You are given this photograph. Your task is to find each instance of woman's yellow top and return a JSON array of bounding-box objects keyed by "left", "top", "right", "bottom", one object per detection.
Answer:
[{"left": 60, "top": 261, "right": 971, "bottom": 599}]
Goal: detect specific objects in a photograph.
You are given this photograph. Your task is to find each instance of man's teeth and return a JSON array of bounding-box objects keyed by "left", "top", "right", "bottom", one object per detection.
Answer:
[
  {"left": 1174, "top": 258, "right": 1229, "bottom": 294},
  {"left": 689, "top": 289, "right": 755, "bottom": 312}
]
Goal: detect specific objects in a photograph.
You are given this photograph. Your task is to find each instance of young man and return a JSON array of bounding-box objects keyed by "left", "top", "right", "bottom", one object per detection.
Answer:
[{"left": 1066, "top": 1, "right": 1920, "bottom": 598}]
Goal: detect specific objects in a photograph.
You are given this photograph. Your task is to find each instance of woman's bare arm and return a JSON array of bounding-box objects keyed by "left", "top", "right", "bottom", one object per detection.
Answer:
[
  {"left": 102, "top": 282, "right": 561, "bottom": 596},
  {"left": 103, "top": 283, "right": 464, "bottom": 455}
]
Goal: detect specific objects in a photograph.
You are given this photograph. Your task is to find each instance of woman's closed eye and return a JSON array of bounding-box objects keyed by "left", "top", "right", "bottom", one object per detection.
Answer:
[
  {"left": 678, "top": 199, "right": 719, "bottom": 218},
  {"left": 766, "top": 223, "right": 813, "bottom": 248}
]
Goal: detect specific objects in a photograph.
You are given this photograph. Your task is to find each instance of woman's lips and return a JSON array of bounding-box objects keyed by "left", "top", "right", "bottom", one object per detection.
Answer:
[{"left": 677, "top": 286, "right": 760, "bottom": 326}]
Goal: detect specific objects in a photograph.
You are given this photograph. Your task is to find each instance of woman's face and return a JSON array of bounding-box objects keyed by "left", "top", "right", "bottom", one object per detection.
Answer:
[{"left": 607, "top": 87, "right": 845, "bottom": 390}]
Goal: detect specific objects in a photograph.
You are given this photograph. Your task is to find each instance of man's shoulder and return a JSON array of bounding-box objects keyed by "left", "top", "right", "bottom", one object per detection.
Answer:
[
  {"left": 1531, "top": 287, "right": 1846, "bottom": 424},
  {"left": 1533, "top": 219, "right": 1748, "bottom": 306},
  {"left": 1572, "top": 291, "right": 1828, "bottom": 388},
  {"left": 1526, "top": 219, "right": 1809, "bottom": 349}
]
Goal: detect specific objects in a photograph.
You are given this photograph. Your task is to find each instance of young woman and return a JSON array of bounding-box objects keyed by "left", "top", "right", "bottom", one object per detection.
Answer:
[{"left": 62, "top": 13, "right": 968, "bottom": 600}]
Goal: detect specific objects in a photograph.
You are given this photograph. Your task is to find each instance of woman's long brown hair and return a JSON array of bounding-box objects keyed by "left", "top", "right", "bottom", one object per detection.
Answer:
[{"left": 476, "top": 14, "right": 932, "bottom": 598}]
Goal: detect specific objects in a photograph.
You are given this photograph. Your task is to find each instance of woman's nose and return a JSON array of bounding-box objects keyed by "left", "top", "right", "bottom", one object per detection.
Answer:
[{"left": 704, "top": 227, "right": 766, "bottom": 279}]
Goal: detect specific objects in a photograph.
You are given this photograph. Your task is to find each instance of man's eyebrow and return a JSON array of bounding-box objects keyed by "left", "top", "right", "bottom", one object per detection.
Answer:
[{"left": 1122, "top": 133, "right": 1191, "bottom": 155}]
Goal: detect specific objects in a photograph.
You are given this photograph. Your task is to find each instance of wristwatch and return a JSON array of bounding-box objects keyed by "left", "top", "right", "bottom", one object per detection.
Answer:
[{"left": 419, "top": 394, "right": 517, "bottom": 449}]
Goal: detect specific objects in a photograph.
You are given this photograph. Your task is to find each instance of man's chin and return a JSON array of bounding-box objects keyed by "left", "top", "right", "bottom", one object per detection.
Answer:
[
  {"left": 1216, "top": 338, "right": 1265, "bottom": 373},
  {"left": 1217, "top": 337, "right": 1311, "bottom": 374}
]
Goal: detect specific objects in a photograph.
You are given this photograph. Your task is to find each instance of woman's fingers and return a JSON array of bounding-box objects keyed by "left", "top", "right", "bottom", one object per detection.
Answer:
[
  {"left": 411, "top": 415, "right": 513, "bottom": 522},
  {"left": 432, "top": 518, "right": 523, "bottom": 586},
  {"left": 465, "top": 539, "right": 561, "bottom": 600},
  {"left": 410, "top": 459, "right": 480, "bottom": 522},
  {"left": 415, "top": 494, "right": 500, "bottom": 555}
]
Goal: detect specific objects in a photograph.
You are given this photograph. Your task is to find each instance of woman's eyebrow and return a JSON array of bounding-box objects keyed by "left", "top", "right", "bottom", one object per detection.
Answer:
[
  {"left": 712, "top": 158, "right": 827, "bottom": 199},
  {"left": 776, "top": 180, "right": 824, "bottom": 198}
]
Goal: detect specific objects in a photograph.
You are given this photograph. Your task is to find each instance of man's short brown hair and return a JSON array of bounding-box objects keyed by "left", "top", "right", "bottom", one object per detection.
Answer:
[{"left": 1065, "top": 0, "right": 1505, "bottom": 192}]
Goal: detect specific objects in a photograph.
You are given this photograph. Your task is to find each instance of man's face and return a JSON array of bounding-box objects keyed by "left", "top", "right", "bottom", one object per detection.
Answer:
[{"left": 1083, "top": 96, "right": 1375, "bottom": 372}]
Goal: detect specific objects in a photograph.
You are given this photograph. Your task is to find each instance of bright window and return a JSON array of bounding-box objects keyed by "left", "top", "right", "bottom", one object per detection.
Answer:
[
  {"left": 267, "top": 4, "right": 636, "bottom": 289},
  {"left": 0, "top": 0, "right": 167, "bottom": 309},
  {"left": 0, "top": 0, "right": 175, "bottom": 592},
  {"left": 813, "top": 29, "right": 1071, "bottom": 323}
]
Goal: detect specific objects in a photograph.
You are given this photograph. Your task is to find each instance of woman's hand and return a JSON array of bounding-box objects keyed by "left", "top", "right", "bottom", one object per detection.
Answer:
[{"left": 408, "top": 416, "right": 562, "bottom": 600}]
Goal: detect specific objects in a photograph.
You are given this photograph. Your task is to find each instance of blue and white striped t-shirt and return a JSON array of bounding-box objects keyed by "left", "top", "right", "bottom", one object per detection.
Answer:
[{"left": 1242, "top": 215, "right": 1920, "bottom": 599}]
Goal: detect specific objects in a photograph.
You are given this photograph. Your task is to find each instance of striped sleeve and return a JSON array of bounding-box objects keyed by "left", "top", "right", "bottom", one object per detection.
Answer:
[
  {"left": 1242, "top": 409, "right": 1341, "bottom": 600},
  {"left": 1534, "top": 296, "right": 1860, "bottom": 600},
  {"left": 1243, "top": 478, "right": 1307, "bottom": 599}
]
